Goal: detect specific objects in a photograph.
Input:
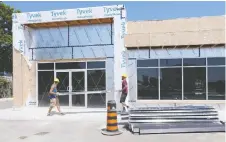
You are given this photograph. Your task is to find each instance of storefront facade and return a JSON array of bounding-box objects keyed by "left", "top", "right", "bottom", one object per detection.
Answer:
[
  {"left": 12, "top": 5, "right": 225, "bottom": 108},
  {"left": 125, "top": 15, "right": 225, "bottom": 105}
]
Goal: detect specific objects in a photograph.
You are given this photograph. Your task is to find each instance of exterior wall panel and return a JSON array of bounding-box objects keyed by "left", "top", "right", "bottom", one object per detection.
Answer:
[
  {"left": 127, "top": 59, "right": 137, "bottom": 104},
  {"left": 13, "top": 49, "right": 36, "bottom": 107},
  {"left": 128, "top": 46, "right": 225, "bottom": 59},
  {"left": 126, "top": 16, "right": 225, "bottom": 47}
]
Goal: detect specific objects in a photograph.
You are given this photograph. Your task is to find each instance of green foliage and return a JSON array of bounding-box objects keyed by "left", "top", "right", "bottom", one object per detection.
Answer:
[
  {"left": 0, "top": 2, "right": 21, "bottom": 73},
  {"left": 0, "top": 76, "right": 12, "bottom": 98}
]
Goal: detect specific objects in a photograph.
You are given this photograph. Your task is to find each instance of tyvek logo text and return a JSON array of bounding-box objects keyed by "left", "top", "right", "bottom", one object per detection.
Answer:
[
  {"left": 121, "top": 51, "right": 127, "bottom": 68},
  {"left": 77, "top": 8, "right": 93, "bottom": 19},
  {"left": 51, "top": 10, "right": 67, "bottom": 21},
  {"left": 121, "top": 21, "right": 126, "bottom": 39},
  {"left": 103, "top": 7, "right": 121, "bottom": 17},
  {"left": 26, "top": 12, "right": 42, "bottom": 23},
  {"left": 18, "top": 40, "right": 25, "bottom": 52}
]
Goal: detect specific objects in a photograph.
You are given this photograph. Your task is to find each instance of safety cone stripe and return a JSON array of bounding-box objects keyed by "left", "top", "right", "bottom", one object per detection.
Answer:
[
  {"left": 107, "top": 119, "right": 117, "bottom": 124},
  {"left": 107, "top": 126, "right": 118, "bottom": 131},
  {"left": 107, "top": 116, "right": 117, "bottom": 120},
  {"left": 107, "top": 113, "right": 117, "bottom": 117},
  {"left": 107, "top": 123, "right": 118, "bottom": 126}
]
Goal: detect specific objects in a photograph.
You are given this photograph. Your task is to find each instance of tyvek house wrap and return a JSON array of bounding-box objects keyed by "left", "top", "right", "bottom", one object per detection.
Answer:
[{"left": 12, "top": 5, "right": 128, "bottom": 107}]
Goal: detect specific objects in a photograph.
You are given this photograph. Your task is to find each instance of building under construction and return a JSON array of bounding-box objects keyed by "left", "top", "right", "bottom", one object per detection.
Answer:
[{"left": 12, "top": 5, "right": 225, "bottom": 109}]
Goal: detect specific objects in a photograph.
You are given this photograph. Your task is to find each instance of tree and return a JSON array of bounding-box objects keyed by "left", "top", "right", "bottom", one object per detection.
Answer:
[{"left": 0, "top": 2, "right": 20, "bottom": 73}]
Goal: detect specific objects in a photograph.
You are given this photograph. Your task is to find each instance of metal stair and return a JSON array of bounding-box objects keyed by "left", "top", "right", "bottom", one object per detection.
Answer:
[{"left": 122, "top": 105, "right": 225, "bottom": 135}]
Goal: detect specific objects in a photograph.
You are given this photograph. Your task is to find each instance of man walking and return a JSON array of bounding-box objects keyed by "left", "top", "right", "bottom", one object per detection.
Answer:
[
  {"left": 120, "top": 74, "right": 129, "bottom": 112},
  {"left": 47, "top": 78, "right": 64, "bottom": 116}
]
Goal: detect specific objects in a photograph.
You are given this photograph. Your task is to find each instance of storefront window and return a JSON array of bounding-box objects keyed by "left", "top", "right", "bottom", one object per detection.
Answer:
[
  {"left": 183, "top": 58, "right": 206, "bottom": 66},
  {"left": 160, "top": 59, "right": 182, "bottom": 67},
  {"left": 38, "top": 63, "right": 54, "bottom": 70},
  {"left": 137, "top": 59, "right": 158, "bottom": 67},
  {"left": 87, "top": 70, "right": 106, "bottom": 91},
  {"left": 207, "top": 57, "right": 225, "bottom": 66},
  {"left": 87, "top": 61, "right": 105, "bottom": 69},
  {"left": 136, "top": 57, "right": 225, "bottom": 101},
  {"left": 38, "top": 71, "right": 54, "bottom": 107},
  {"left": 160, "top": 68, "right": 182, "bottom": 100},
  {"left": 137, "top": 68, "right": 159, "bottom": 100},
  {"left": 183, "top": 67, "right": 206, "bottom": 100},
  {"left": 87, "top": 93, "right": 106, "bottom": 108},
  {"left": 55, "top": 62, "right": 86, "bottom": 69},
  {"left": 208, "top": 67, "right": 225, "bottom": 100}
]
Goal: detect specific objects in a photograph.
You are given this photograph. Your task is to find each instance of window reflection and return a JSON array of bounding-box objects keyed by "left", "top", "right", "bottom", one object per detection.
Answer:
[
  {"left": 38, "top": 71, "right": 54, "bottom": 107},
  {"left": 208, "top": 67, "right": 225, "bottom": 100},
  {"left": 183, "top": 58, "right": 206, "bottom": 66},
  {"left": 160, "top": 68, "right": 182, "bottom": 100},
  {"left": 87, "top": 61, "right": 105, "bottom": 69},
  {"left": 137, "top": 59, "right": 158, "bottom": 67},
  {"left": 72, "top": 72, "right": 85, "bottom": 92},
  {"left": 160, "top": 59, "right": 182, "bottom": 67},
  {"left": 137, "top": 68, "right": 159, "bottom": 100},
  {"left": 87, "top": 70, "right": 106, "bottom": 91},
  {"left": 207, "top": 57, "right": 225, "bottom": 66},
  {"left": 184, "top": 67, "right": 206, "bottom": 100},
  {"left": 56, "top": 62, "right": 86, "bottom": 69},
  {"left": 87, "top": 93, "right": 106, "bottom": 108},
  {"left": 38, "top": 63, "right": 54, "bottom": 70}
]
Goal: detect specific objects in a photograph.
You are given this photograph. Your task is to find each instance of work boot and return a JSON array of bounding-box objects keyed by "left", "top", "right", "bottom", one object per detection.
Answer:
[
  {"left": 47, "top": 113, "right": 52, "bottom": 116},
  {"left": 59, "top": 112, "right": 65, "bottom": 115}
]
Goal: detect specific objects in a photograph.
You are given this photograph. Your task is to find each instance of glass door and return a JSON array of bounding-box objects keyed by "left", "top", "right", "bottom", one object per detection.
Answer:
[
  {"left": 71, "top": 71, "right": 86, "bottom": 107},
  {"left": 55, "top": 71, "right": 70, "bottom": 106}
]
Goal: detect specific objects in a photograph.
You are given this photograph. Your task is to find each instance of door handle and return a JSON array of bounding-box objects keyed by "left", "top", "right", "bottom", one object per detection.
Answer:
[{"left": 67, "top": 86, "right": 69, "bottom": 91}]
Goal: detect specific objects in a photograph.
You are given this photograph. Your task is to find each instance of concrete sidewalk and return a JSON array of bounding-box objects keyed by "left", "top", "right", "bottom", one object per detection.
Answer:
[
  {"left": 0, "top": 105, "right": 224, "bottom": 122},
  {"left": 0, "top": 107, "right": 226, "bottom": 122},
  {"left": 0, "top": 107, "right": 109, "bottom": 121},
  {"left": 0, "top": 98, "right": 13, "bottom": 109}
]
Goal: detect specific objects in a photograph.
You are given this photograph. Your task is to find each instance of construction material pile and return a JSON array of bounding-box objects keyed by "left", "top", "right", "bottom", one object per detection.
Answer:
[{"left": 127, "top": 105, "right": 225, "bottom": 135}]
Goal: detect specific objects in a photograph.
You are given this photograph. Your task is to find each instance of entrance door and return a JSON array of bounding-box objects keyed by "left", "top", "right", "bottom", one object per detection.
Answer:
[
  {"left": 55, "top": 71, "right": 70, "bottom": 106},
  {"left": 71, "top": 71, "right": 86, "bottom": 107}
]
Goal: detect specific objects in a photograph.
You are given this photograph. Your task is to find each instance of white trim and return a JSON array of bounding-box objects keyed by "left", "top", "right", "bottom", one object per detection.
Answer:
[
  {"left": 85, "top": 70, "right": 87, "bottom": 108},
  {"left": 105, "top": 59, "right": 107, "bottom": 108},
  {"left": 207, "top": 65, "right": 226, "bottom": 67},
  {"left": 158, "top": 59, "right": 160, "bottom": 100},
  {"left": 206, "top": 58, "right": 208, "bottom": 100},
  {"left": 86, "top": 91, "right": 107, "bottom": 94},
  {"left": 87, "top": 68, "right": 106, "bottom": 70},
  {"left": 135, "top": 59, "right": 138, "bottom": 101},
  {"left": 182, "top": 58, "right": 184, "bottom": 100},
  {"left": 36, "top": 62, "right": 38, "bottom": 107},
  {"left": 69, "top": 71, "right": 72, "bottom": 108},
  {"left": 37, "top": 70, "right": 54, "bottom": 71},
  {"left": 71, "top": 70, "right": 86, "bottom": 108}
]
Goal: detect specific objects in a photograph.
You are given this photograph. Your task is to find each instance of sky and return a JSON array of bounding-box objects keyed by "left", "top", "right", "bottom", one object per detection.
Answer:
[{"left": 4, "top": 1, "right": 226, "bottom": 21}]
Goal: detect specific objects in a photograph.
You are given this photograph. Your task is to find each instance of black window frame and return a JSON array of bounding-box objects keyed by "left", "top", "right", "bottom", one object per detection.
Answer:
[
  {"left": 38, "top": 63, "right": 54, "bottom": 70},
  {"left": 137, "top": 59, "right": 158, "bottom": 68},
  {"left": 160, "top": 59, "right": 182, "bottom": 67},
  {"left": 207, "top": 57, "right": 225, "bottom": 66},
  {"left": 87, "top": 61, "right": 105, "bottom": 69},
  {"left": 183, "top": 58, "right": 206, "bottom": 66},
  {"left": 55, "top": 62, "right": 86, "bottom": 69}
]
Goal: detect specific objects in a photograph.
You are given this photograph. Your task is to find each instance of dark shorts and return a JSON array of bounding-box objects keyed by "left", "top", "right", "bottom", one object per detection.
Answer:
[{"left": 120, "top": 93, "right": 127, "bottom": 103}]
